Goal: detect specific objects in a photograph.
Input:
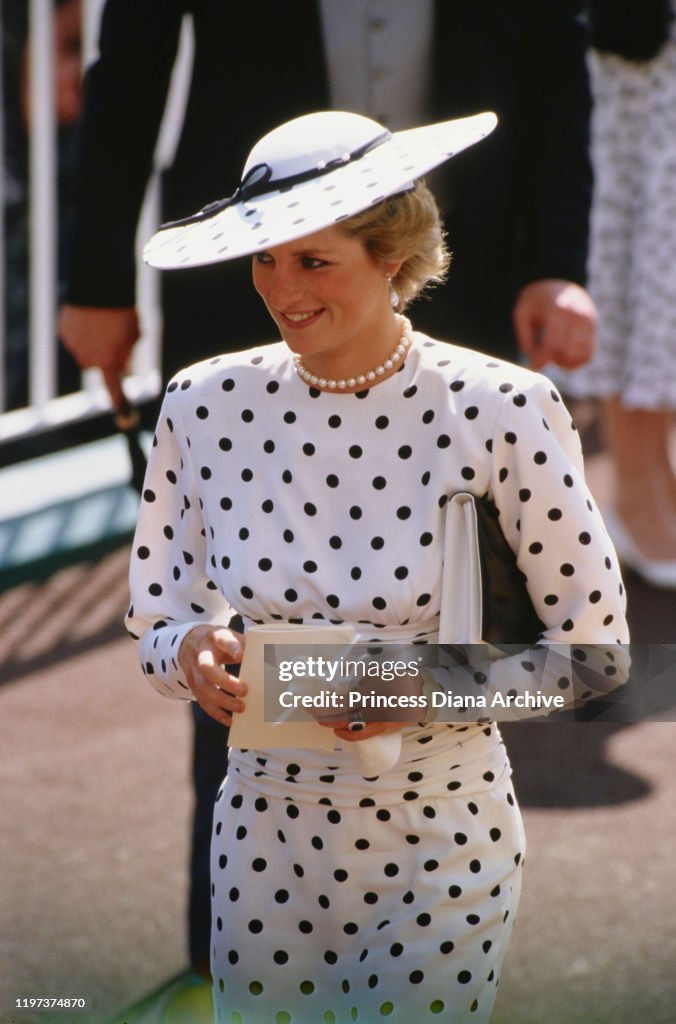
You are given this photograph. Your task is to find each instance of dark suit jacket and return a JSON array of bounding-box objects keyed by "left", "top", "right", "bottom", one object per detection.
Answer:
[{"left": 64, "top": 0, "right": 592, "bottom": 367}]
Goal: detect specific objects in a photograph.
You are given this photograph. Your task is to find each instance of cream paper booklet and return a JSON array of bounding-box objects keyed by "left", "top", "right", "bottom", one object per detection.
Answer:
[{"left": 228, "top": 623, "right": 356, "bottom": 750}]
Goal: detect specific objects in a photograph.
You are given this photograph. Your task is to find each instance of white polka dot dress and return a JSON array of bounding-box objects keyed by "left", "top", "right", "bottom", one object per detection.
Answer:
[
  {"left": 127, "top": 333, "right": 628, "bottom": 1023},
  {"left": 557, "top": 12, "right": 676, "bottom": 408}
]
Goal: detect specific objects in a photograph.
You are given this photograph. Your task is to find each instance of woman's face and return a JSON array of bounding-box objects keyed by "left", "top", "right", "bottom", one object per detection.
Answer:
[{"left": 252, "top": 225, "right": 400, "bottom": 374}]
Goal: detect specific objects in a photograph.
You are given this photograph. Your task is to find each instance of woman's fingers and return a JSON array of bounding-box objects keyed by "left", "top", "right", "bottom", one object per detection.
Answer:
[
  {"left": 329, "top": 721, "right": 409, "bottom": 743},
  {"left": 179, "top": 625, "right": 247, "bottom": 724},
  {"left": 193, "top": 666, "right": 246, "bottom": 725},
  {"left": 212, "top": 626, "right": 244, "bottom": 664}
]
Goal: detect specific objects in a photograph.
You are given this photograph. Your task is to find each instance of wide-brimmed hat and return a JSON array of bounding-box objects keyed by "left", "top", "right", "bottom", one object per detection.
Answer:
[{"left": 143, "top": 109, "right": 497, "bottom": 270}]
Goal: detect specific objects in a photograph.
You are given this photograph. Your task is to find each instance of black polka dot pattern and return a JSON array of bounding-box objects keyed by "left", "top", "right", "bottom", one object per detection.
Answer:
[
  {"left": 209, "top": 751, "right": 525, "bottom": 1023},
  {"left": 127, "top": 335, "right": 628, "bottom": 1021}
]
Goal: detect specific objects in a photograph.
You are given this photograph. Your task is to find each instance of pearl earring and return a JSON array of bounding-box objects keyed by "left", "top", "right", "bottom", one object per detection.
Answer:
[{"left": 387, "top": 276, "right": 400, "bottom": 311}]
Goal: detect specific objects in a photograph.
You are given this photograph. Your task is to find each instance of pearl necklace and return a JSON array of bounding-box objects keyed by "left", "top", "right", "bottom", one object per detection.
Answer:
[{"left": 294, "top": 316, "right": 413, "bottom": 391}]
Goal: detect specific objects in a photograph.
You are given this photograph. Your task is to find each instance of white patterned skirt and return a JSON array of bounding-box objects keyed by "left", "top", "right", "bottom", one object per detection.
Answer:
[
  {"left": 557, "top": 23, "right": 676, "bottom": 408},
  {"left": 210, "top": 723, "right": 525, "bottom": 1024}
]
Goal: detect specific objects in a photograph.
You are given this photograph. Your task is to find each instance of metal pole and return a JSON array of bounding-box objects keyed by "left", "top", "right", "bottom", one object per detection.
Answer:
[
  {"left": 28, "top": 0, "right": 57, "bottom": 409},
  {"left": 0, "top": 0, "right": 7, "bottom": 412}
]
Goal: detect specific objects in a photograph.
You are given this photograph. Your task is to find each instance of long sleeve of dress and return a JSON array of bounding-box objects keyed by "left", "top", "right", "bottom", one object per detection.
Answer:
[
  {"left": 427, "top": 375, "right": 630, "bottom": 720},
  {"left": 125, "top": 382, "right": 234, "bottom": 698}
]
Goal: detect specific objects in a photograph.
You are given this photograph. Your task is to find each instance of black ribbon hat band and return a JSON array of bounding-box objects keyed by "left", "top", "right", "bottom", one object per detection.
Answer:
[{"left": 159, "top": 130, "right": 392, "bottom": 232}]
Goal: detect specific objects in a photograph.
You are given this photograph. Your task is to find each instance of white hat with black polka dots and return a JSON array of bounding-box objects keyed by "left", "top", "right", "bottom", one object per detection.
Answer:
[{"left": 143, "top": 109, "right": 497, "bottom": 269}]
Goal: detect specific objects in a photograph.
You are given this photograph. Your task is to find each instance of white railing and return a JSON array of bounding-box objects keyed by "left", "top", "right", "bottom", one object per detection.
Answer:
[{"left": 0, "top": 1, "right": 193, "bottom": 445}]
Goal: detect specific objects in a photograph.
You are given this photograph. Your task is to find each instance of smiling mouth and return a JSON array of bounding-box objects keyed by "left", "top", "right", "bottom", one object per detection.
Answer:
[{"left": 279, "top": 309, "right": 323, "bottom": 325}]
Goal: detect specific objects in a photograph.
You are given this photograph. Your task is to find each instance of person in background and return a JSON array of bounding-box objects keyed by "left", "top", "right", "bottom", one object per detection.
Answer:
[
  {"left": 58, "top": 0, "right": 599, "bottom": 985},
  {"left": 2, "top": 0, "right": 82, "bottom": 411},
  {"left": 557, "top": 0, "right": 676, "bottom": 587}
]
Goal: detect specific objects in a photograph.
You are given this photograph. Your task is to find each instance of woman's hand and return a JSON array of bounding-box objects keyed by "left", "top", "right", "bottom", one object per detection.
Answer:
[
  {"left": 178, "top": 625, "right": 246, "bottom": 726},
  {"left": 328, "top": 720, "right": 411, "bottom": 743},
  {"left": 316, "top": 672, "right": 424, "bottom": 741}
]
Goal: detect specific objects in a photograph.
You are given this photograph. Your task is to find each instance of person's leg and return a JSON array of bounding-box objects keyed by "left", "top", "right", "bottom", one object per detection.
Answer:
[
  {"left": 602, "top": 397, "right": 676, "bottom": 560},
  {"left": 188, "top": 703, "right": 229, "bottom": 975}
]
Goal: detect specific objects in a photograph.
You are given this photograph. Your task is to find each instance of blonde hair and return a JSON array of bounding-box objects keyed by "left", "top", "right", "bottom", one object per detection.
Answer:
[{"left": 339, "top": 180, "right": 450, "bottom": 311}]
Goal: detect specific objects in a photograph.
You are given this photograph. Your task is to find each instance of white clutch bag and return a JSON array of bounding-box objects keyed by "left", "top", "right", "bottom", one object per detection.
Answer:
[
  {"left": 439, "top": 492, "right": 484, "bottom": 644},
  {"left": 441, "top": 491, "right": 544, "bottom": 647}
]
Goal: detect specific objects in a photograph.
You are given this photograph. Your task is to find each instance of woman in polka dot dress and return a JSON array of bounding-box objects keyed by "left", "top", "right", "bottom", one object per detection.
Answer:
[{"left": 127, "top": 111, "right": 629, "bottom": 1023}]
